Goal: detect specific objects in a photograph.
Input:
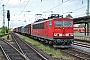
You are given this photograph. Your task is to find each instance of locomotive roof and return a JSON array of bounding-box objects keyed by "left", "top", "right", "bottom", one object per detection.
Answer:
[
  {"left": 34, "top": 18, "right": 48, "bottom": 23},
  {"left": 24, "top": 24, "right": 31, "bottom": 28},
  {"left": 33, "top": 18, "right": 73, "bottom": 25},
  {"left": 18, "top": 26, "right": 23, "bottom": 28}
]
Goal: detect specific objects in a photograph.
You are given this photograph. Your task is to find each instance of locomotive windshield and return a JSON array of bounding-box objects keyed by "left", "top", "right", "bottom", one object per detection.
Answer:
[
  {"left": 55, "top": 21, "right": 63, "bottom": 26},
  {"left": 64, "top": 21, "right": 72, "bottom": 26},
  {"left": 55, "top": 20, "right": 73, "bottom": 27}
]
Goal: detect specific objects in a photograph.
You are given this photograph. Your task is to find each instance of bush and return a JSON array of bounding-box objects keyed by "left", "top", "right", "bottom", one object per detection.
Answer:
[{"left": 0, "top": 26, "right": 8, "bottom": 34}]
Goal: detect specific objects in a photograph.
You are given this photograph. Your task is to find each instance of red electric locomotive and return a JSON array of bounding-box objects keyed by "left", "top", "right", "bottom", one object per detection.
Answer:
[{"left": 31, "top": 14, "right": 74, "bottom": 48}]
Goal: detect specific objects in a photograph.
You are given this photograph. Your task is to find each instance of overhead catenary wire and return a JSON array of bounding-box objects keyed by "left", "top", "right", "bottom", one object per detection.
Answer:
[
  {"left": 35, "top": 0, "right": 86, "bottom": 19},
  {"left": 45, "top": 0, "right": 85, "bottom": 13},
  {"left": 0, "top": 0, "right": 87, "bottom": 28},
  {"left": 56, "top": 0, "right": 86, "bottom": 12},
  {"left": 5, "top": 0, "right": 9, "bottom": 6},
  {"left": 42, "top": 0, "right": 86, "bottom": 18},
  {"left": 0, "top": 0, "right": 9, "bottom": 16},
  {"left": 71, "top": 6, "right": 86, "bottom": 12},
  {"left": 46, "top": 0, "right": 69, "bottom": 12},
  {"left": 19, "top": 0, "right": 30, "bottom": 15},
  {"left": 71, "top": 0, "right": 86, "bottom": 12},
  {"left": 31, "top": 2, "right": 42, "bottom": 12},
  {"left": 14, "top": 0, "right": 22, "bottom": 16},
  {"left": 0, "top": 0, "right": 9, "bottom": 15}
]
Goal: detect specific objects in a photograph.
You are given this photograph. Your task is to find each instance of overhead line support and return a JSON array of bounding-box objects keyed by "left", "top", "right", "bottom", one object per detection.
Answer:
[{"left": 86, "top": 0, "right": 89, "bottom": 36}]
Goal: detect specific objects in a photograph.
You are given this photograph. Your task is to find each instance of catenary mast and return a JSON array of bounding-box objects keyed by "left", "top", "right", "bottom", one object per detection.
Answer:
[{"left": 2, "top": 4, "right": 6, "bottom": 34}]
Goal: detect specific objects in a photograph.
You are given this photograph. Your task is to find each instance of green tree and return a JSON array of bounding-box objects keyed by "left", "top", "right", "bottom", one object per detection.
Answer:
[
  {"left": 79, "top": 23, "right": 90, "bottom": 28},
  {"left": 0, "top": 26, "right": 8, "bottom": 34},
  {"left": 78, "top": 24, "right": 84, "bottom": 28}
]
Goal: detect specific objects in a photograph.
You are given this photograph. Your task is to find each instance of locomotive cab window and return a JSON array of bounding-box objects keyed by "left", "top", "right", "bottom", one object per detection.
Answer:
[
  {"left": 54, "top": 20, "right": 73, "bottom": 27},
  {"left": 64, "top": 21, "right": 73, "bottom": 27},
  {"left": 55, "top": 20, "right": 63, "bottom": 26}
]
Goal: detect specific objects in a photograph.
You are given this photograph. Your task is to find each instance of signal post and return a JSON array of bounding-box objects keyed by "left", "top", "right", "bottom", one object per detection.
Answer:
[{"left": 7, "top": 10, "right": 10, "bottom": 39}]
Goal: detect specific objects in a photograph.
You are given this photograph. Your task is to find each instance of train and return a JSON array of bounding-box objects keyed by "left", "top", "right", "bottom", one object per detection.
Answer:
[
  {"left": 74, "top": 27, "right": 90, "bottom": 33},
  {"left": 13, "top": 14, "right": 74, "bottom": 48}
]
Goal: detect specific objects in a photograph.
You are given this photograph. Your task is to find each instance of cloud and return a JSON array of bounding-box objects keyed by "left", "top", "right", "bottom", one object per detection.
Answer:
[{"left": 0, "top": 0, "right": 88, "bottom": 28}]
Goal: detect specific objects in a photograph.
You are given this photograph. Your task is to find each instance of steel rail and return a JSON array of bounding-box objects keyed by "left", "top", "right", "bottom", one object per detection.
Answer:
[
  {"left": 74, "top": 41, "right": 90, "bottom": 48},
  {"left": 0, "top": 45, "right": 11, "bottom": 60},
  {"left": 71, "top": 48, "right": 90, "bottom": 56},
  {"left": 11, "top": 34, "right": 25, "bottom": 54},
  {"left": 20, "top": 38, "right": 48, "bottom": 60},
  {"left": 11, "top": 34, "right": 30, "bottom": 60},
  {"left": 1, "top": 38, "right": 29, "bottom": 60},
  {"left": 13, "top": 33, "right": 48, "bottom": 60},
  {"left": 61, "top": 48, "right": 90, "bottom": 60}
]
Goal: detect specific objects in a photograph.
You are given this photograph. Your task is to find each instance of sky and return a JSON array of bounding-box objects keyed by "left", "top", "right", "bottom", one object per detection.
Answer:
[{"left": 0, "top": 0, "right": 89, "bottom": 28}]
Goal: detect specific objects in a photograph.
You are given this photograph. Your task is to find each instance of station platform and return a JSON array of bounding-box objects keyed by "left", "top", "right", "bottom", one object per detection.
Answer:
[
  {"left": 74, "top": 33, "right": 90, "bottom": 42},
  {"left": 74, "top": 33, "right": 90, "bottom": 36}
]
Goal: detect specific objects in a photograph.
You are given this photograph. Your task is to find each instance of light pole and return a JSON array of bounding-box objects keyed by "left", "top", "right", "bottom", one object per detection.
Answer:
[{"left": 2, "top": 4, "right": 6, "bottom": 34}]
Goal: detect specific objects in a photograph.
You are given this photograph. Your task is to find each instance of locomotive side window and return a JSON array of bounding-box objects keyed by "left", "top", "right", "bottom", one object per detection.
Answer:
[
  {"left": 33, "top": 23, "right": 44, "bottom": 29},
  {"left": 33, "top": 24, "right": 37, "bottom": 29},
  {"left": 40, "top": 23, "right": 44, "bottom": 29},
  {"left": 49, "top": 20, "right": 52, "bottom": 26},
  {"left": 55, "top": 20, "right": 63, "bottom": 26}
]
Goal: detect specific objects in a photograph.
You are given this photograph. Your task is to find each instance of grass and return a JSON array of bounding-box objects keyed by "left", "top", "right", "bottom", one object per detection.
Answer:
[
  {"left": 18, "top": 34, "right": 73, "bottom": 60},
  {"left": 0, "top": 32, "right": 4, "bottom": 35}
]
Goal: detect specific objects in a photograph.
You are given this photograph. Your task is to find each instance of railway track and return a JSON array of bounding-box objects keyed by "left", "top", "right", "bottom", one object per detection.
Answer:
[
  {"left": 0, "top": 38, "right": 28, "bottom": 60},
  {"left": 73, "top": 41, "right": 90, "bottom": 48},
  {"left": 61, "top": 48, "right": 90, "bottom": 60},
  {"left": 11, "top": 33, "right": 48, "bottom": 60},
  {"left": 74, "top": 36, "right": 90, "bottom": 43},
  {"left": 9, "top": 32, "right": 90, "bottom": 60},
  {"left": 0, "top": 46, "right": 6, "bottom": 60},
  {"left": 61, "top": 40, "right": 90, "bottom": 60}
]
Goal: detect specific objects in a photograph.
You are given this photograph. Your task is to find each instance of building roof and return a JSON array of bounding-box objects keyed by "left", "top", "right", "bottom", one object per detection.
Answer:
[{"left": 73, "top": 16, "right": 90, "bottom": 24}]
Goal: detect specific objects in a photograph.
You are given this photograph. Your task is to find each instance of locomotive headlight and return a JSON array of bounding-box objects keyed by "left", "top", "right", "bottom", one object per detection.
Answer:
[
  {"left": 59, "top": 34, "right": 62, "bottom": 36},
  {"left": 66, "top": 34, "right": 73, "bottom": 36},
  {"left": 54, "top": 34, "right": 58, "bottom": 36},
  {"left": 54, "top": 34, "right": 62, "bottom": 36},
  {"left": 70, "top": 34, "right": 73, "bottom": 36}
]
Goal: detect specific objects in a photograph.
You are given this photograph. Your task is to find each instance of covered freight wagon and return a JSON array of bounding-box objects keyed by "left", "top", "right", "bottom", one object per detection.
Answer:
[{"left": 24, "top": 24, "right": 31, "bottom": 36}]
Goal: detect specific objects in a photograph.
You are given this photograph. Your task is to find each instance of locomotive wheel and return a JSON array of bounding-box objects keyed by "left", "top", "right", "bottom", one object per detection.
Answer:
[
  {"left": 45, "top": 40, "right": 48, "bottom": 44},
  {"left": 49, "top": 41, "right": 53, "bottom": 45}
]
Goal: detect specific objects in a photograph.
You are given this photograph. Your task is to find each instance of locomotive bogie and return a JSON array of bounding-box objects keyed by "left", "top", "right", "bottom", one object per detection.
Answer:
[{"left": 53, "top": 39, "right": 74, "bottom": 45}]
